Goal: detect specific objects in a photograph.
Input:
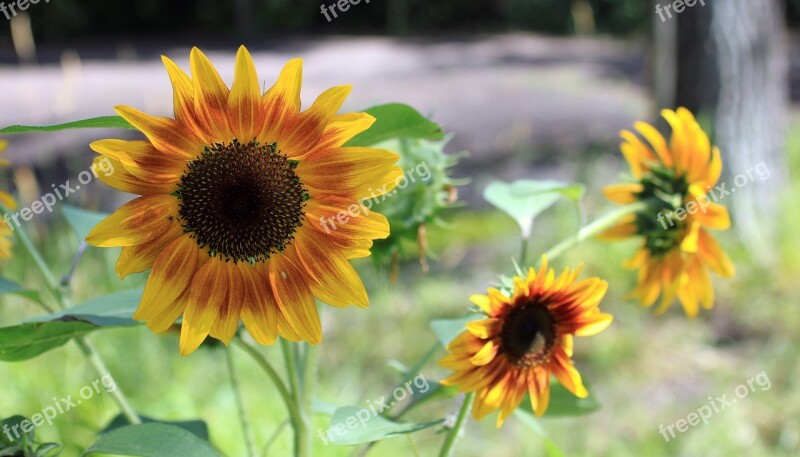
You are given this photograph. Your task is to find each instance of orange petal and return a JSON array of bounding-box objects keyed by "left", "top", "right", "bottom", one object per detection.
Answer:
[
  {"left": 135, "top": 235, "right": 201, "bottom": 332},
  {"left": 86, "top": 195, "right": 179, "bottom": 247},
  {"left": 267, "top": 255, "right": 322, "bottom": 344}
]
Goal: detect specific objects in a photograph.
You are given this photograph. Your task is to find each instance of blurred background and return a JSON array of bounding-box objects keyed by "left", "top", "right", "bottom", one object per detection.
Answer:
[{"left": 1, "top": 1, "right": 799, "bottom": 456}]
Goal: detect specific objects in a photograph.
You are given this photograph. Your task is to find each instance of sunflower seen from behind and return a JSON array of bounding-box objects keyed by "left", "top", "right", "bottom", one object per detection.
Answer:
[
  {"left": 439, "top": 257, "right": 612, "bottom": 427},
  {"left": 600, "top": 108, "right": 735, "bottom": 317},
  {"left": 87, "top": 46, "right": 402, "bottom": 355}
]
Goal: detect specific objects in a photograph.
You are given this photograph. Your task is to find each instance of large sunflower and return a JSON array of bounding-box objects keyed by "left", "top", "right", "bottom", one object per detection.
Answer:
[
  {"left": 0, "top": 140, "right": 16, "bottom": 259},
  {"left": 87, "top": 47, "right": 401, "bottom": 355},
  {"left": 601, "top": 108, "right": 735, "bottom": 317},
  {"left": 439, "top": 257, "right": 612, "bottom": 427}
]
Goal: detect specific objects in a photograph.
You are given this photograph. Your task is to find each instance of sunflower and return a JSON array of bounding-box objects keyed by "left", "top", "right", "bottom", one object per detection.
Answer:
[
  {"left": 439, "top": 257, "right": 612, "bottom": 427},
  {"left": 86, "top": 47, "right": 402, "bottom": 355},
  {"left": 0, "top": 140, "right": 16, "bottom": 259},
  {"left": 601, "top": 108, "right": 735, "bottom": 317}
]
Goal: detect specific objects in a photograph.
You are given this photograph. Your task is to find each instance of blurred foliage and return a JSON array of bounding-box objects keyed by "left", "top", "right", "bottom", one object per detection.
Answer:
[{"left": 3, "top": 0, "right": 799, "bottom": 44}]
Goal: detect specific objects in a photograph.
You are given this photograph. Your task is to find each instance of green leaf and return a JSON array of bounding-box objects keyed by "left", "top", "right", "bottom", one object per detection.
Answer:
[
  {"left": 518, "top": 381, "right": 600, "bottom": 418},
  {"left": 0, "top": 321, "right": 98, "bottom": 362},
  {"left": 0, "top": 416, "right": 34, "bottom": 446},
  {"left": 0, "top": 116, "right": 134, "bottom": 134},
  {"left": 0, "top": 289, "right": 143, "bottom": 361},
  {"left": 27, "top": 288, "right": 142, "bottom": 327},
  {"left": 0, "top": 276, "right": 41, "bottom": 303},
  {"left": 325, "top": 407, "right": 443, "bottom": 446},
  {"left": 429, "top": 314, "right": 482, "bottom": 348},
  {"left": 544, "top": 381, "right": 601, "bottom": 416},
  {"left": 84, "top": 423, "right": 220, "bottom": 457},
  {"left": 346, "top": 103, "right": 444, "bottom": 146},
  {"left": 61, "top": 205, "right": 109, "bottom": 243},
  {"left": 483, "top": 180, "right": 586, "bottom": 238},
  {"left": 102, "top": 415, "right": 209, "bottom": 441},
  {"left": 513, "top": 411, "right": 565, "bottom": 457}
]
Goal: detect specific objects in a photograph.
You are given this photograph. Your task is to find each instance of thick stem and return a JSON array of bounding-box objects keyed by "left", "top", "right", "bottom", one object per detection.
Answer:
[
  {"left": 438, "top": 392, "right": 473, "bottom": 457},
  {"left": 232, "top": 337, "right": 300, "bottom": 428},
  {"left": 282, "top": 339, "right": 310, "bottom": 457},
  {"left": 226, "top": 348, "right": 257, "bottom": 457}
]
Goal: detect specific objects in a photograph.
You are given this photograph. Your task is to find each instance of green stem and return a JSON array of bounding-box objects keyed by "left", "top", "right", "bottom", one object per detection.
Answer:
[
  {"left": 282, "top": 339, "right": 310, "bottom": 457},
  {"left": 519, "top": 235, "right": 529, "bottom": 267},
  {"left": 543, "top": 201, "right": 648, "bottom": 262},
  {"left": 438, "top": 392, "right": 473, "bottom": 457},
  {"left": 6, "top": 213, "right": 67, "bottom": 307},
  {"left": 232, "top": 337, "right": 301, "bottom": 429},
  {"left": 75, "top": 337, "right": 141, "bottom": 424},
  {"left": 6, "top": 210, "right": 141, "bottom": 424},
  {"left": 226, "top": 348, "right": 257, "bottom": 457}
]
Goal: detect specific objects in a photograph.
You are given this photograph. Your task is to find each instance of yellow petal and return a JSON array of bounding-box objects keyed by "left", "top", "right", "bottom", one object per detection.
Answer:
[{"left": 181, "top": 258, "right": 229, "bottom": 355}]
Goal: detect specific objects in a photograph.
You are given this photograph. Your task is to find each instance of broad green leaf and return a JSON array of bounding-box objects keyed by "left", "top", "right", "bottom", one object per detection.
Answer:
[
  {"left": 0, "top": 276, "right": 41, "bottom": 303},
  {"left": 27, "top": 289, "right": 143, "bottom": 327},
  {"left": 0, "top": 289, "right": 143, "bottom": 361},
  {"left": 102, "top": 415, "right": 209, "bottom": 441},
  {"left": 0, "top": 321, "right": 98, "bottom": 362},
  {"left": 346, "top": 103, "right": 444, "bottom": 146},
  {"left": 483, "top": 180, "right": 586, "bottom": 238},
  {"left": 0, "top": 116, "right": 134, "bottom": 134},
  {"left": 513, "top": 411, "right": 565, "bottom": 457},
  {"left": 429, "top": 314, "right": 482, "bottom": 348},
  {"left": 61, "top": 205, "right": 109, "bottom": 242},
  {"left": 325, "top": 407, "right": 443, "bottom": 446},
  {"left": 84, "top": 423, "right": 219, "bottom": 457}
]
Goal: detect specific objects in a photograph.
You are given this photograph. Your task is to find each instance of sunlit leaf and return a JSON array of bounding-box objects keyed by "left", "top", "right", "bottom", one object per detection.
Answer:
[
  {"left": 0, "top": 116, "right": 134, "bottom": 134},
  {"left": 483, "top": 180, "right": 585, "bottom": 238},
  {"left": 346, "top": 103, "right": 444, "bottom": 146}
]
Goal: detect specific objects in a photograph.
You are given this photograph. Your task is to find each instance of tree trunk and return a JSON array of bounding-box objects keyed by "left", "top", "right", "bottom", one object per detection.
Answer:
[{"left": 712, "top": 0, "right": 788, "bottom": 264}]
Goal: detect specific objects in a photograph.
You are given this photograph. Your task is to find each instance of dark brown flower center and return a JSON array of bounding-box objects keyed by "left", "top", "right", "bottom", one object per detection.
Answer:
[
  {"left": 177, "top": 139, "right": 307, "bottom": 263},
  {"left": 500, "top": 301, "right": 556, "bottom": 367}
]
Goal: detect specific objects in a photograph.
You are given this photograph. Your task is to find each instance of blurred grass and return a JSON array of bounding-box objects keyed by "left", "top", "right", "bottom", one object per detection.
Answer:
[{"left": 1, "top": 117, "right": 799, "bottom": 456}]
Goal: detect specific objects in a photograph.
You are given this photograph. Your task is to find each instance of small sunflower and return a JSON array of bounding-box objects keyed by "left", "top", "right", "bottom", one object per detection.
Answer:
[
  {"left": 601, "top": 108, "right": 735, "bottom": 317},
  {"left": 87, "top": 46, "right": 401, "bottom": 355},
  {"left": 439, "top": 257, "right": 612, "bottom": 427},
  {"left": 0, "top": 140, "right": 16, "bottom": 259}
]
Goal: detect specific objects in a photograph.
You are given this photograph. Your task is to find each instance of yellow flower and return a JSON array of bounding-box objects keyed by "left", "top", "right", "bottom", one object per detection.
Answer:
[
  {"left": 601, "top": 108, "right": 735, "bottom": 317},
  {"left": 0, "top": 140, "right": 17, "bottom": 259},
  {"left": 86, "top": 47, "right": 401, "bottom": 355},
  {"left": 439, "top": 257, "right": 611, "bottom": 427}
]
